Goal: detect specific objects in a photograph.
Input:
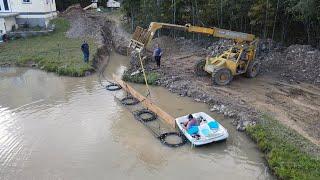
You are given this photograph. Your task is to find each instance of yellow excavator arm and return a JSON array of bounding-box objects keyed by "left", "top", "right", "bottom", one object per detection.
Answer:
[{"left": 129, "top": 22, "right": 256, "bottom": 52}]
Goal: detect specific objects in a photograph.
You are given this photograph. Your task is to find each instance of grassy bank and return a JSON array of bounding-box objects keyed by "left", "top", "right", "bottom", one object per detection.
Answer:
[
  {"left": 247, "top": 114, "right": 320, "bottom": 179},
  {"left": 0, "top": 18, "right": 97, "bottom": 76},
  {"left": 122, "top": 70, "right": 159, "bottom": 85}
]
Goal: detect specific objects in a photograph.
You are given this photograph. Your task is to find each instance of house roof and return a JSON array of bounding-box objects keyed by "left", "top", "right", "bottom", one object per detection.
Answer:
[{"left": 0, "top": 13, "right": 20, "bottom": 18}]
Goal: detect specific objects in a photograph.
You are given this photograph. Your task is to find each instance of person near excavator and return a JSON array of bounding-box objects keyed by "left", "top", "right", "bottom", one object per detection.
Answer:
[
  {"left": 153, "top": 43, "right": 163, "bottom": 68},
  {"left": 81, "top": 40, "right": 90, "bottom": 63}
]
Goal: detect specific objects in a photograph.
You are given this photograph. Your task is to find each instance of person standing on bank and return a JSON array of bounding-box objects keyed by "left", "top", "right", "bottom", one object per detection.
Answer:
[
  {"left": 81, "top": 40, "right": 90, "bottom": 63},
  {"left": 153, "top": 44, "right": 163, "bottom": 68}
]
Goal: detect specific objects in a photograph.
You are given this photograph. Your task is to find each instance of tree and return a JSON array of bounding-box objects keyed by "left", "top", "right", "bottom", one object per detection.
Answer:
[
  {"left": 248, "top": 0, "right": 275, "bottom": 38},
  {"left": 121, "top": 0, "right": 320, "bottom": 46}
]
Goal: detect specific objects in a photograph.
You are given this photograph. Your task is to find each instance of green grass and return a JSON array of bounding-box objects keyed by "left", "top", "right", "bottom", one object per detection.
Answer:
[
  {"left": 122, "top": 70, "right": 159, "bottom": 85},
  {"left": 0, "top": 18, "right": 97, "bottom": 76},
  {"left": 246, "top": 114, "right": 320, "bottom": 180}
]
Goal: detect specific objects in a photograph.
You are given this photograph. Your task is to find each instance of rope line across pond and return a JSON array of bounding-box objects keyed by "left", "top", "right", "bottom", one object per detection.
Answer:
[
  {"left": 98, "top": 56, "right": 186, "bottom": 148},
  {"left": 133, "top": 108, "right": 187, "bottom": 148}
]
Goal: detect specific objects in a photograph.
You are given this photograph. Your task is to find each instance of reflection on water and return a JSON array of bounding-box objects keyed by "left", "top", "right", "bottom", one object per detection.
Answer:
[{"left": 0, "top": 53, "right": 273, "bottom": 180}]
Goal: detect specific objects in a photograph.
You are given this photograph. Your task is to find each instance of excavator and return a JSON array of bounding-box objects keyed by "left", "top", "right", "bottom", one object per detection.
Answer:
[{"left": 128, "top": 22, "right": 260, "bottom": 85}]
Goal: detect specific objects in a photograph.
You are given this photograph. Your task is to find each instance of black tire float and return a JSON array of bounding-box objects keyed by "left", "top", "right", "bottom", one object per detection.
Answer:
[
  {"left": 120, "top": 96, "right": 140, "bottom": 106},
  {"left": 135, "top": 109, "right": 157, "bottom": 122},
  {"left": 158, "top": 132, "right": 187, "bottom": 148},
  {"left": 106, "top": 83, "right": 122, "bottom": 91}
]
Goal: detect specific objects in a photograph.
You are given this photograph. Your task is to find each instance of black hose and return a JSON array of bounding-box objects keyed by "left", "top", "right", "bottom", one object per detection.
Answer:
[
  {"left": 134, "top": 109, "right": 158, "bottom": 122},
  {"left": 106, "top": 83, "right": 122, "bottom": 91},
  {"left": 120, "top": 96, "right": 140, "bottom": 105},
  {"left": 158, "top": 132, "right": 187, "bottom": 148}
]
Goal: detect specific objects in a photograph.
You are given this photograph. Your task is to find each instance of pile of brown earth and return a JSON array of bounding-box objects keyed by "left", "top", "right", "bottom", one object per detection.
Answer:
[{"left": 61, "top": 4, "right": 104, "bottom": 44}]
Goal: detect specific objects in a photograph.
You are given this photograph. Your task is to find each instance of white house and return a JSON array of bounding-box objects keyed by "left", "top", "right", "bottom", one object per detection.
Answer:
[{"left": 0, "top": 0, "right": 57, "bottom": 34}]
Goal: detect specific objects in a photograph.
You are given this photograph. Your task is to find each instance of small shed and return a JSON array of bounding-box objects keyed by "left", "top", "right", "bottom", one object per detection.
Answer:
[{"left": 107, "top": 0, "right": 120, "bottom": 8}]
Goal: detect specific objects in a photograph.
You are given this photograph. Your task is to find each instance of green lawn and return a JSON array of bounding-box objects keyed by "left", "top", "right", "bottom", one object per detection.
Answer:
[
  {"left": 247, "top": 114, "right": 320, "bottom": 180},
  {"left": 0, "top": 18, "right": 98, "bottom": 76}
]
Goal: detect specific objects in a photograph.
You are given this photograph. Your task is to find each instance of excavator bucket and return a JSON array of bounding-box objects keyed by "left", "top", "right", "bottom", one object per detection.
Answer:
[{"left": 128, "top": 26, "right": 152, "bottom": 52}]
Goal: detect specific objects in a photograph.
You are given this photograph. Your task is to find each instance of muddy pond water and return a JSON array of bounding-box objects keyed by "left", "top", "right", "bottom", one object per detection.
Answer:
[{"left": 0, "top": 52, "right": 274, "bottom": 179}]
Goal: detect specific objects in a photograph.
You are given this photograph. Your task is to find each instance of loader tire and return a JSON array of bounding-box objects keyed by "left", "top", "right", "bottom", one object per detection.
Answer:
[
  {"left": 212, "top": 67, "right": 233, "bottom": 85},
  {"left": 245, "top": 61, "right": 260, "bottom": 78},
  {"left": 194, "top": 59, "right": 208, "bottom": 76}
]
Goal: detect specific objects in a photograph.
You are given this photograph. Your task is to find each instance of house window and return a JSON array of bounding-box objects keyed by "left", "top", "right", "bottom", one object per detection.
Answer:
[
  {"left": 22, "top": 0, "right": 31, "bottom": 3},
  {"left": 4, "top": 0, "right": 9, "bottom": 10}
]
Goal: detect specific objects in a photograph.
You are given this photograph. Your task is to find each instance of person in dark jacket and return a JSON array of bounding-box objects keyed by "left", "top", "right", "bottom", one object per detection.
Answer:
[
  {"left": 81, "top": 40, "right": 90, "bottom": 63},
  {"left": 153, "top": 43, "right": 163, "bottom": 68}
]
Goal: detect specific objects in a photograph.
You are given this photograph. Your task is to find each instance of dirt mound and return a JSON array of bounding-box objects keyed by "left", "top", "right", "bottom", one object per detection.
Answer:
[
  {"left": 281, "top": 45, "right": 320, "bottom": 84},
  {"left": 61, "top": 7, "right": 103, "bottom": 44},
  {"left": 260, "top": 44, "right": 320, "bottom": 85}
]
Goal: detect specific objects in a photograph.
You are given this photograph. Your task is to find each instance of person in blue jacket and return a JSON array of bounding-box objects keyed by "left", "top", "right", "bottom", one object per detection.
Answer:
[{"left": 153, "top": 43, "right": 163, "bottom": 68}]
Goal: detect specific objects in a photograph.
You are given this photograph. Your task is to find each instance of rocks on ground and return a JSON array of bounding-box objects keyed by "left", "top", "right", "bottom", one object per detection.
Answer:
[
  {"left": 258, "top": 41, "right": 320, "bottom": 85},
  {"left": 127, "top": 35, "right": 320, "bottom": 134}
]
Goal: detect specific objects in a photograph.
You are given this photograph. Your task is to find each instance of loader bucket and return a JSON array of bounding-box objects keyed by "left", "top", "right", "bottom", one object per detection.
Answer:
[{"left": 128, "top": 26, "right": 152, "bottom": 52}]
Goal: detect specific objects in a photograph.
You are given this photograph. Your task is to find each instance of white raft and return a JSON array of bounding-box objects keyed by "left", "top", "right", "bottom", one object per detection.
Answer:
[{"left": 176, "top": 112, "right": 229, "bottom": 146}]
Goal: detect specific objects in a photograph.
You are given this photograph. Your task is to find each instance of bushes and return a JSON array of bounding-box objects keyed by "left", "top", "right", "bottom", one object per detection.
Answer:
[
  {"left": 122, "top": 70, "right": 159, "bottom": 85},
  {"left": 246, "top": 115, "right": 320, "bottom": 180}
]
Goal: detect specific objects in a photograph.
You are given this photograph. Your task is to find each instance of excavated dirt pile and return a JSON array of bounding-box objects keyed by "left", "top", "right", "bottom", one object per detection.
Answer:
[
  {"left": 62, "top": 4, "right": 104, "bottom": 44},
  {"left": 60, "top": 6, "right": 129, "bottom": 70},
  {"left": 278, "top": 45, "right": 320, "bottom": 85},
  {"left": 262, "top": 45, "right": 320, "bottom": 85}
]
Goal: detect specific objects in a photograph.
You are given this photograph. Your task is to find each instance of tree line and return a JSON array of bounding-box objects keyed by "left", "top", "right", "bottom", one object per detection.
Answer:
[{"left": 122, "top": 0, "right": 320, "bottom": 47}]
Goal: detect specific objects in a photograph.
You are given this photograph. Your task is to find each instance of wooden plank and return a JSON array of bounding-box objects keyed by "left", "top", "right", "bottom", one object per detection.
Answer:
[{"left": 113, "top": 75, "right": 176, "bottom": 128}]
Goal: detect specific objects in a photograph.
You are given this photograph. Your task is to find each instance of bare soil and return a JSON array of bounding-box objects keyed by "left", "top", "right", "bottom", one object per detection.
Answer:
[{"left": 145, "top": 37, "right": 320, "bottom": 147}]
